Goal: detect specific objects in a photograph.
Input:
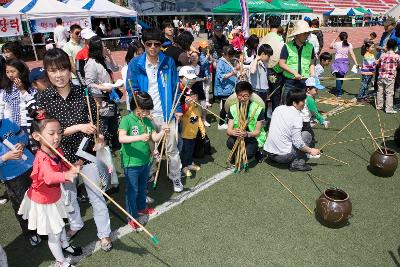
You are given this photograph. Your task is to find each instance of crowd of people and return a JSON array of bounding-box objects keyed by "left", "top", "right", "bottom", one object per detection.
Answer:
[{"left": 0, "top": 14, "right": 399, "bottom": 267}]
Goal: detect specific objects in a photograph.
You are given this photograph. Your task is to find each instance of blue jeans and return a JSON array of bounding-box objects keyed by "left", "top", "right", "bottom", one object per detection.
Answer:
[
  {"left": 334, "top": 73, "right": 345, "bottom": 96},
  {"left": 357, "top": 75, "right": 373, "bottom": 99},
  {"left": 124, "top": 165, "right": 149, "bottom": 218},
  {"left": 282, "top": 79, "right": 306, "bottom": 105}
]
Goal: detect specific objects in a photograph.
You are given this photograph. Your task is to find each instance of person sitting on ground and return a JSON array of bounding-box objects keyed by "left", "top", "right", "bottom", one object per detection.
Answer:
[
  {"left": 301, "top": 77, "right": 329, "bottom": 148},
  {"left": 227, "top": 81, "right": 266, "bottom": 163},
  {"left": 264, "top": 88, "right": 320, "bottom": 172}
]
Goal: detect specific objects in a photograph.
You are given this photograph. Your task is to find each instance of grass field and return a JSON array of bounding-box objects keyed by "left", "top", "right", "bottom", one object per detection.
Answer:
[{"left": 1, "top": 49, "right": 400, "bottom": 267}]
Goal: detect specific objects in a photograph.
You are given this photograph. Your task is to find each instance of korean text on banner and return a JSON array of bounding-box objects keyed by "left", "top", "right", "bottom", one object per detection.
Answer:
[
  {"left": 30, "top": 17, "right": 91, "bottom": 34},
  {"left": 0, "top": 16, "right": 21, "bottom": 37}
]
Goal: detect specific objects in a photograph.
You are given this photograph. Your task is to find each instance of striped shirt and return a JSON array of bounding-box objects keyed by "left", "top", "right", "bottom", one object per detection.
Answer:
[
  {"left": 361, "top": 52, "right": 376, "bottom": 73},
  {"left": 378, "top": 51, "right": 400, "bottom": 80}
]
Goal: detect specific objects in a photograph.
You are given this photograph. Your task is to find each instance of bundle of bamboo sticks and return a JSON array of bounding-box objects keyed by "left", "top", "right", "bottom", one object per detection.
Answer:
[{"left": 226, "top": 101, "right": 259, "bottom": 173}]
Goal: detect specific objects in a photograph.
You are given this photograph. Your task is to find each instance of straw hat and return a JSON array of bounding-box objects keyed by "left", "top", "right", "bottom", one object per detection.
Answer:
[{"left": 288, "top": 20, "right": 318, "bottom": 38}]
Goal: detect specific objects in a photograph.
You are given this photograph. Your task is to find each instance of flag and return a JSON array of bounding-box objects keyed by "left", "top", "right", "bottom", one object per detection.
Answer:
[{"left": 239, "top": 0, "right": 250, "bottom": 39}]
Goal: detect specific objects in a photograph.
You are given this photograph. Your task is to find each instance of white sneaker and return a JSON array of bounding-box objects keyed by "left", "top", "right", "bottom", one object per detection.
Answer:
[
  {"left": 307, "top": 154, "right": 321, "bottom": 159},
  {"left": 146, "top": 196, "right": 154, "bottom": 204},
  {"left": 218, "top": 124, "right": 228, "bottom": 130},
  {"left": 172, "top": 178, "right": 183, "bottom": 193},
  {"left": 203, "top": 120, "right": 211, "bottom": 127},
  {"left": 386, "top": 110, "right": 398, "bottom": 114},
  {"left": 206, "top": 102, "right": 212, "bottom": 107},
  {"left": 55, "top": 261, "right": 75, "bottom": 267}
]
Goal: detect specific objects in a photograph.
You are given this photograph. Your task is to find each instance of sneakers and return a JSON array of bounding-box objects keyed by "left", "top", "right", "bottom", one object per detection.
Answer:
[
  {"left": 206, "top": 102, "right": 212, "bottom": 107},
  {"left": 138, "top": 207, "right": 155, "bottom": 215},
  {"left": 188, "top": 164, "right": 201, "bottom": 171},
  {"left": 218, "top": 124, "right": 228, "bottom": 130},
  {"left": 289, "top": 164, "right": 312, "bottom": 172},
  {"left": 146, "top": 196, "right": 155, "bottom": 204},
  {"left": 182, "top": 167, "right": 193, "bottom": 177},
  {"left": 128, "top": 220, "right": 142, "bottom": 231},
  {"left": 172, "top": 178, "right": 184, "bottom": 192},
  {"left": 62, "top": 244, "right": 83, "bottom": 256},
  {"left": 203, "top": 120, "right": 211, "bottom": 127},
  {"left": 386, "top": 110, "right": 398, "bottom": 114},
  {"left": 128, "top": 215, "right": 148, "bottom": 232},
  {"left": 29, "top": 234, "right": 42, "bottom": 247}
]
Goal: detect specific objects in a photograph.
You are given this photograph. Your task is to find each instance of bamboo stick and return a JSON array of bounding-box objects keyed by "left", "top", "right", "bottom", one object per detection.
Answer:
[
  {"left": 319, "top": 115, "right": 360, "bottom": 150},
  {"left": 327, "top": 107, "right": 353, "bottom": 117},
  {"left": 270, "top": 172, "right": 313, "bottom": 214},
  {"left": 192, "top": 100, "right": 225, "bottom": 121},
  {"left": 320, "top": 152, "right": 349, "bottom": 165},
  {"left": 37, "top": 134, "right": 159, "bottom": 244},
  {"left": 153, "top": 135, "right": 167, "bottom": 189},
  {"left": 358, "top": 117, "right": 384, "bottom": 153},
  {"left": 374, "top": 97, "right": 388, "bottom": 153},
  {"left": 308, "top": 173, "right": 330, "bottom": 186},
  {"left": 326, "top": 135, "right": 393, "bottom": 147}
]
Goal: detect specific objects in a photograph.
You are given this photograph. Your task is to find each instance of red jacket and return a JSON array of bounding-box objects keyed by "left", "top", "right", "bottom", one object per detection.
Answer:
[{"left": 27, "top": 149, "right": 71, "bottom": 204}]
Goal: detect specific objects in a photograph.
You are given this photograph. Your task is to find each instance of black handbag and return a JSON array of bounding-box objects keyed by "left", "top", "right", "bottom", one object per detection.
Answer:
[{"left": 193, "top": 132, "right": 212, "bottom": 158}]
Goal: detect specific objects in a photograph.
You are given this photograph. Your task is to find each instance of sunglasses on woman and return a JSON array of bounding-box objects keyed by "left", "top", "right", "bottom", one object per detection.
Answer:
[{"left": 144, "top": 41, "right": 161, "bottom": 48}]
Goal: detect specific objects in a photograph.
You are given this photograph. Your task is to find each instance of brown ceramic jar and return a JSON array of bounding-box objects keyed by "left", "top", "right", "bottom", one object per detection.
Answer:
[
  {"left": 369, "top": 148, "right": 398, "bottom": 177},
  {"left": 316, "top": 188, "right": 352, "bottom": 226}
]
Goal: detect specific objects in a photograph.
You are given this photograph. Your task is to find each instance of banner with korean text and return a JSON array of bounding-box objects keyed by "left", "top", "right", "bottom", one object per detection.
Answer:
[
  {"left": 30, "top": 17, "right": 91, "bottom": 34},
  {"left": 0, "top": 15, "right": 21, "bottom": 37}
]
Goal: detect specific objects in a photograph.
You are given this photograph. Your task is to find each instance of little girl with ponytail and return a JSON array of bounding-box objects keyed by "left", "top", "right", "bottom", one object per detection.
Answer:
[{"left": 330, "top": 32, "right": 359, "bottom": 97}]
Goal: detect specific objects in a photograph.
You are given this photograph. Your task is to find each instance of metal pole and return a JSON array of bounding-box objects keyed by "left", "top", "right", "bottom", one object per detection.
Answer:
[{"left": 27, "top": 18, "right": 38, "bottom": 61}]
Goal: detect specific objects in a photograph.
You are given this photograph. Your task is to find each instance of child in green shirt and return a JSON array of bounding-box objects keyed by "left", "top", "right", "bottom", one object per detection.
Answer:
[
  {"left": 301, "top": 77, "right": 330, "bottom": 147},
  {"left": 118, "top": 92, "right": 167, "bottom": 230}
]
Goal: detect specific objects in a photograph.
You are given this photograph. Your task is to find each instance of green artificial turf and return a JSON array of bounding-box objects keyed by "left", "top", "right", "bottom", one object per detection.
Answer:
[{"left": 1, "top": 49, "right": 400, "bottom": 266}]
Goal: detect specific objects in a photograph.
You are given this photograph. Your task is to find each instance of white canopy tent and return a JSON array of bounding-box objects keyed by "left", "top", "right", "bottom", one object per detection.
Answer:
[
  {"left": 5, "top": 0, "right": 89, "bottom": 19},
  {"left": 387, "top": 6, "right": 399, "bottom": 17},
  {"left": 4, "top": 0, "right": 89, "bottom": 60},
  {"left": 324, "top": 8, "right": 364, "bottom": 16},
  {"left": 0, "top": 5, "right": 21, "bottom": 16},
  {"left": 65, "top": 0, "right": 137, "bottom": 17}
]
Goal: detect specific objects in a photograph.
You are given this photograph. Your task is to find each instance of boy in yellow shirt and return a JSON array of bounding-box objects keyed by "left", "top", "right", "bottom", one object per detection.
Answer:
[{"left": 179, "top": 66, "right": 206, "bottom": 177}]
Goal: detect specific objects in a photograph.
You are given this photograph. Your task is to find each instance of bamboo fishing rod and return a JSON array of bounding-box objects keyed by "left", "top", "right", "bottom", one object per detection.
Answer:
[
  {"left": 37, "top": 134, "right": 160, "bottom": 245},
  {"left": 270, "top": 172, "right": 313, "bottom": 214},
  {"left": 153, "top": 81, "right": 189, "bottom": 189},
  {"left": 374, "top": 97, "right": 388, "bottom": 153},
  {"left": 358, "top": 117, "right": 384, "bottom": 154},
  {"left": 319, "top": 115, "right": 361, "bottom": 150}
]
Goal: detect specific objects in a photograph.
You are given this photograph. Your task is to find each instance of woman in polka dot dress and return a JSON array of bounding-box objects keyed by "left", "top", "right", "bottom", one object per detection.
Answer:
[{"left": 35, "top": 48, "right": 113, "bottom": 252}]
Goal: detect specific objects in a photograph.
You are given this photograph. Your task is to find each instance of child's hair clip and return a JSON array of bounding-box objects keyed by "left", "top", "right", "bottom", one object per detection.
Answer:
[{"left": 36, "top": 110, "right": 46, "bottom": 120}]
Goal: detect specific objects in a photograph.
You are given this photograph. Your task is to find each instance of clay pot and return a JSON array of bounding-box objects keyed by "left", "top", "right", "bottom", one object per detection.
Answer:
[
  {"left": 316, "top": 188, "right": 352, "bottom": 226},
  {"left": 394, "top": 127, "right": 400, "bottom": 147},
  {"left": 369, "top": 148, "right": 398, "bottom": 177}
]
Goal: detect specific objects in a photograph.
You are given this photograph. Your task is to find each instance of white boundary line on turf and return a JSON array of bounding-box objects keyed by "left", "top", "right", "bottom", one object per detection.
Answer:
[{"left": 67, "top": 168, "right": 233, "bottom": 265}]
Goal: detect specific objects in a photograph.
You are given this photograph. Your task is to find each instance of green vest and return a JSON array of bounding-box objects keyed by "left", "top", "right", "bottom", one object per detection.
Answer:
[
  {"left": 230, "top": 102, "right": 267, "bottom": 147},
  {"left": 283, "top": 41, "right": 313, "bottom": 79}
]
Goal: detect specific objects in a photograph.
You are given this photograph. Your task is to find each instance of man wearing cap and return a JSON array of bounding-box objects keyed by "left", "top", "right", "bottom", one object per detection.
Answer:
[
  {"left": 279, "top": 20, "right": 316, "bottom": 104},
  {"left": 75, "top": 28, "right": 97, "bottom": 85},
  {"left": 126, "top": 28, "right": 184, "bottom": 193},
  {"left": 260, "top": 15, "right": 285, "bottom": 111},
  {"left": 210, "top": 24, "right": 229, "bottom": 59}
]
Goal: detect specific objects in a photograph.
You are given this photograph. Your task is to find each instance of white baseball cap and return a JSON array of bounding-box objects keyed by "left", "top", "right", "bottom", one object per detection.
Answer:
[
  {"left": 179, "top": 66, "right": 197, "bottom": 80},
  {"left": 81, "top": 28, "right": 97, "bottom": 40}
]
